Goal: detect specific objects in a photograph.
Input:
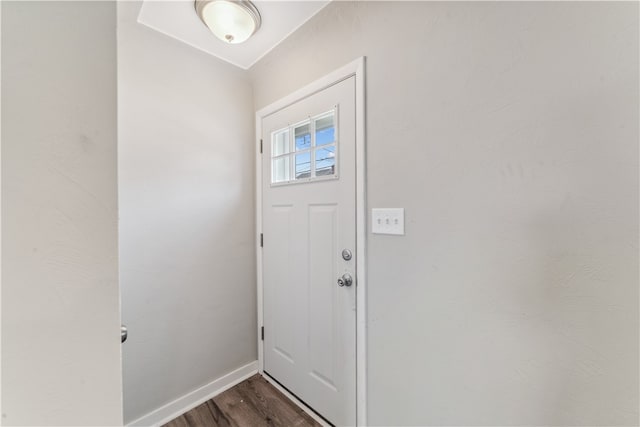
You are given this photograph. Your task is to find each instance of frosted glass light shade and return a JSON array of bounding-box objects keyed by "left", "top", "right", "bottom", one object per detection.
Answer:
[{"left": 195, "top": 0, "right": 261, "bottom": 44}]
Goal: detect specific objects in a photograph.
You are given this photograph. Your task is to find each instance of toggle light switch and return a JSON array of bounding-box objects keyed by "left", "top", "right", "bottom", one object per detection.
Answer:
[{"left": 372, "top": 208, "right": 405, "bottom": 235}]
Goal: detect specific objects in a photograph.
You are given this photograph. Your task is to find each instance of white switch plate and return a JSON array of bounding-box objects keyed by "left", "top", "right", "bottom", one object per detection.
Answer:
[{"left": 372, "top": 208, "right": 405, "bottom": 235}]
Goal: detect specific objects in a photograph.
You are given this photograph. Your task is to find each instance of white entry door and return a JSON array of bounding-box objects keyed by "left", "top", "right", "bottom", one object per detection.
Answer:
[{"left": 262, "top": 76, "right": 357, "bottom": 426}]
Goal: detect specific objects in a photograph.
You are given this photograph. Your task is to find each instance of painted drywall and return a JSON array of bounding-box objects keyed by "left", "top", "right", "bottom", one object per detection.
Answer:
[
  {"left": 250, "top": 2, "right": 639, "bottom": 425},
  {"left": 0, "top": 2, "right": 3, "bottom": 419},
  {"left": 1, "top": 1, "right": 122, "bottom": 425},
  {"left": 0, "top": 1, "right": 4, "bottom": 420},
  {"left": 117, "top": 2, "right": 256, "bottom": 423}
]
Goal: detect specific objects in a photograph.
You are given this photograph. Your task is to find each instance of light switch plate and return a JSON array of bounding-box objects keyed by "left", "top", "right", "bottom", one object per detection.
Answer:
[{"left": 372, "top": 208, "right": 405, "bottom": 235}]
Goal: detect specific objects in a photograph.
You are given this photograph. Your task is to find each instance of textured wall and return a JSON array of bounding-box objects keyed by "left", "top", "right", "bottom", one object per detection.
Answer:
[
  {"left": 117, "top": 2, "right": 256, "bottom": 423},
  {"left": 1, "top": 2, "right": 122, "bottom": 425},
  {"left": 250, "top": 2, "right": 639, "bottom": 425}
]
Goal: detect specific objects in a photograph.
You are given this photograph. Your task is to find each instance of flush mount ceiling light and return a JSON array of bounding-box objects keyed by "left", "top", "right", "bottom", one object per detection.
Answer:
[{"left": 195, "top": 0, "right": 262, "bottom": 44}]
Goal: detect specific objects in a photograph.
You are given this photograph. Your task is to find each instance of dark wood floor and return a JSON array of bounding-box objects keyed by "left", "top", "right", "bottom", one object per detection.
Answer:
[{"left": 162, "top": 374, "right": 321, "bottom": 427}]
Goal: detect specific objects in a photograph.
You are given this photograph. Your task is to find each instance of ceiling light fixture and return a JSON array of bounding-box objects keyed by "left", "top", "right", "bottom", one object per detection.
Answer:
[{"left": 195, "top": 0, "right": 261, "bottom": 44}]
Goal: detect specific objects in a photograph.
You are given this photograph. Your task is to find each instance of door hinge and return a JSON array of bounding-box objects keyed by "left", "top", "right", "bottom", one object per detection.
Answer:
[
  {"left": 260, "top": 139, "right": 263, "bottom": 154},
  {"left": 261, "top": 326, "right": 264, "bottom": 341},
  {"left": 260, "top": 233, "right": 263, "bottom": 247}
]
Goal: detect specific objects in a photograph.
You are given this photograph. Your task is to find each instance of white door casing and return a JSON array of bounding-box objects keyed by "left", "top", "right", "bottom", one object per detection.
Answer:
[{"left": 256, "top": 58, "right": 366, "bottom": 427}]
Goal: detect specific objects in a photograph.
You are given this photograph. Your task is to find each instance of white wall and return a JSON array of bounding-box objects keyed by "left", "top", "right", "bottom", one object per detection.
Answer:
[
  {"left": 0, "top": 2, "right": 4, "bottom": 418},
  {"left": 1, "top": 2, "right": 122, "bottom": 425},
  {"left": 250, "top": 2, "right": 639, "bottom": 425},
  {"left": 117, "top": 3, "right": 256, "bottom": 423}
]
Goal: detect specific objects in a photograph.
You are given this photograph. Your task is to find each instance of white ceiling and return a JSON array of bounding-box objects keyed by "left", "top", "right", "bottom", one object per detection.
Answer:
[{"left": 137, "top": 0, "right": 331, "bottom": 70}]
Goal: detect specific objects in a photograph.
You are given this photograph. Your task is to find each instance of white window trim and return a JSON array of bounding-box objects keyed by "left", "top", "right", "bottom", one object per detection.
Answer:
[{"left": 269, "top": 108, "right": 339, "bottom": 186}]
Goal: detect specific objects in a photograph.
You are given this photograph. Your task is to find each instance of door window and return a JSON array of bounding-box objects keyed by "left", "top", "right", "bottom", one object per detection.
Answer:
[{"left": 271, "top": 109, "right": 337, "bottom": 185}]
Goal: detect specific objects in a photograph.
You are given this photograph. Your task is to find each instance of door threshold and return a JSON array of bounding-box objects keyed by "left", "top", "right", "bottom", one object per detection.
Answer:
[{"left": 262, "top": 371, "right": 333, "bottom": 427}]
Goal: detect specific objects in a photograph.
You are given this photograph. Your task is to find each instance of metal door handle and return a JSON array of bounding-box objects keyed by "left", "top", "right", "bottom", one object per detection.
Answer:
[
  {"left": 121, "top": 325, "right": 128, "bottom": 343},
  {"left": 337, "top": 273, "right": 353, "bottom": 287}
]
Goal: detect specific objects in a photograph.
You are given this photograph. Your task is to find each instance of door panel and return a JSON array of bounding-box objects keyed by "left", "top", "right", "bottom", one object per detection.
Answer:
[
  {"left": 262, "top": 76, "right": 356, "bottom": 426},
  {"left": 308, "top": 204, "right": 339, "bottom": 390},
  {"left": 271, "top": 205, "right": 296, "bottom": 363}
]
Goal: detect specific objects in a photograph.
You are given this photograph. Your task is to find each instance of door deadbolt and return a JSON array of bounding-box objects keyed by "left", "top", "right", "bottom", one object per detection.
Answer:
[
  {"left": 337, "top": 273, "right": 353, "bottom": 287},
  {"left": 341, "top": 249, "right": 352, "bottom": 261}
]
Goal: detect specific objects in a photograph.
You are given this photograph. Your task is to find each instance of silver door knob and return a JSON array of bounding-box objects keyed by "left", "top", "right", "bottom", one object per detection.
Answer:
[
  {"left": 337, "top": 273, "right": 353, "bottom": 287},
  {"left": 121, "top": 325, "right": 128, "bottom": 343}
]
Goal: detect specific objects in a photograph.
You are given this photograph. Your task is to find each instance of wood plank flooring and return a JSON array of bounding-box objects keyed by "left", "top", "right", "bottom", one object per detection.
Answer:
[{"left": 162, "top": 374, "right": 321, "bottom": 427}]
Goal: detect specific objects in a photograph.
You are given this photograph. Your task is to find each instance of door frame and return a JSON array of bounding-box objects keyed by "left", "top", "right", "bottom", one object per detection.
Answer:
[{"left": 255, "top": 57, "right": 367, "bottom": 426}]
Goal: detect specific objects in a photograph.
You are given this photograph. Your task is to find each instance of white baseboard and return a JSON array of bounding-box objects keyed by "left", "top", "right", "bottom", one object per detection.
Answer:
[{"left": 127, "top": 360, "right": 259, "bottom": 427}]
